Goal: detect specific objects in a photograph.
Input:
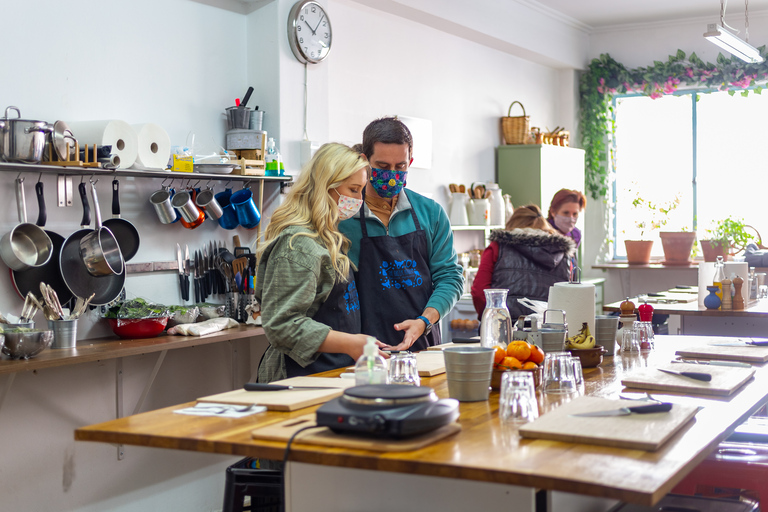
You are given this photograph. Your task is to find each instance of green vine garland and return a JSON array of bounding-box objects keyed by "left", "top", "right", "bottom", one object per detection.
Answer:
[{"left": 579, "top": 49, "right": 767, "bottom": 199}]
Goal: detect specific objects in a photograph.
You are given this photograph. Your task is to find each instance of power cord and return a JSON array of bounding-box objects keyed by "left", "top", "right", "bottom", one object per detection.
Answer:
[{"left": 280, "top": 424, "right": 324, "bottom": 512}]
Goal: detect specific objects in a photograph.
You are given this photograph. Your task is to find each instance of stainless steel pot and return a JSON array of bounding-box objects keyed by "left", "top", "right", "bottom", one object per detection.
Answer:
[
  {"left": 0, "top": 179, "right": 54, "bottom": 271},
  {"left": 0, "top": 106, "right": 53, "bottom": 163},
  {"left": 79, "top": 181, "right": 124, "bottom": 276}
]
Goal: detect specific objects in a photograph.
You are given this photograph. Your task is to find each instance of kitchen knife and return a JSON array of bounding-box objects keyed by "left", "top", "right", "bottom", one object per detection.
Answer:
[
  {"left": 193, "top": 250, "right": 200, "bottom": 303},
  {"left": 176, "top": 244, "right": 186, "bottom": 302},
  {"left": 571, "top": 402, "right": 673, "bottom": 417},
  {"left": 672, "top": 357, "right": 752, "bottom": 368},
  {"left": 202, "top": 244, "right": 210, "bottom": 298},
  {"left": 243, "top": 383, "right": 341, "bottom": 391},
  {"left": 210, "top": 241, "right": 217, "bottom": 295},
  {"left": 709, "top": 338, "right": 768, "bottom": 347},
  {"left": 184, "top": 244, "right": 191, "bottom": 302},
  {"left": 657, "top": 368, "right": 712, "bottom": 381}
]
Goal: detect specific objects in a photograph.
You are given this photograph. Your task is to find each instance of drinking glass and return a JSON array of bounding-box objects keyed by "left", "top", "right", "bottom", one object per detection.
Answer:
[
  {"left": 569, "top": 356, "right": 584, "bottom": 395},
  {"left": 621, "top": 328, "right": 641, "bottom": 353},
  {"left": 760, "top": 285, "right": 768, "bottom": 299},
  {"left": 499, "top": 370, "right": 538, "bottom": 424},
  {"left": 388, "top": 352, "right": 420, "bottom": 386},
  {"left": 542, "top": 351, "right": 576, "bottom": 394},
  {"left": 635, "top": 321, "right": 654, "bottom": 350}
]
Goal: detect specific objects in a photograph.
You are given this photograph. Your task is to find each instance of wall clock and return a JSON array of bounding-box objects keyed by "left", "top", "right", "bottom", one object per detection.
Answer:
[{"left": 287, "top": 0, "right": 333, "bottom": 64}]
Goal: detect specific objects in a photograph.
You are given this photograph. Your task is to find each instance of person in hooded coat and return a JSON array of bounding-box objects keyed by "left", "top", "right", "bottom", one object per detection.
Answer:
[{"left": 471, "top": 204, "right": 576, "bottom": 319}]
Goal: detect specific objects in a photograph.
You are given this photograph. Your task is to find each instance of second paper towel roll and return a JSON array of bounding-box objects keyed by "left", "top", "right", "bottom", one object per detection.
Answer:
[
  {"left": 68, "top": 120, "right": 138, "bottom": 169},
  {"left": 132, "top": 123, "right": 171, "bottom": 170},
  {"left": 547, "top": 282, "right": 596, "bottom": 339}
]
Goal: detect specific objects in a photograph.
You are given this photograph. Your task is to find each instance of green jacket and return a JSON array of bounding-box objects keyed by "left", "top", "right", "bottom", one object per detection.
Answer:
[
  {"left": 338, "top": 189, "right": 464, "bottom": 320},
  {"left": 255, "top": 225, "right": 341, "bottom": 382}
]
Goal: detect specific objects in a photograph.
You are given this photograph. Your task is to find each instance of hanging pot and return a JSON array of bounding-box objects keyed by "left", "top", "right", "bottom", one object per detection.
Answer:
[
  {"left": 0, "top": 178, "right": 53, "bottom": 271},
  {"left": 79, "top": 181, "right": 124, "bottom": 276},
  {"left": 103, "top": 179, "right": 140, "bottom": 261}
]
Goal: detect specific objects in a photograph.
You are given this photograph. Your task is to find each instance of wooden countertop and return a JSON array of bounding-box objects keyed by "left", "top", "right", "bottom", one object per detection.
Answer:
[
  {"left": 0, "top": 324, "right": 265, "bottom": 376},
  {"left": 75, "top": 335, "right": 768, "bottom": 506},
  {"left": 603, "top": 298, "right": 768, "bottom": 317}
]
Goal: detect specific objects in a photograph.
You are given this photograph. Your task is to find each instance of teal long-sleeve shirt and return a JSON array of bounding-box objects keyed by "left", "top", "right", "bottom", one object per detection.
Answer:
[{"left": 338, "top": 188, "right": 464, "bottom": 320}]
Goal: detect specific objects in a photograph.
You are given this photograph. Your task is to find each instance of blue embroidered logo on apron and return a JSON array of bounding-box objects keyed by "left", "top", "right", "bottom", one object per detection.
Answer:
[
  {"left": 378, "top": 259, "right": 423, "bottom": 290},
  {"left": 344, "top": 280, "right": 360, "bottom": 313}
]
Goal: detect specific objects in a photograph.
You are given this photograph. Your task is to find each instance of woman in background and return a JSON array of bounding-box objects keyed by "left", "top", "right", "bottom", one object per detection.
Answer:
[
  {"left": 547, "top": 188, "right": 586, "bottom": 248},
  {"left": 471, "top": 204, "right": 575, "bottom": 319},
  {"left": 256, "top": 143, "right": 381, "bottom": 383}
]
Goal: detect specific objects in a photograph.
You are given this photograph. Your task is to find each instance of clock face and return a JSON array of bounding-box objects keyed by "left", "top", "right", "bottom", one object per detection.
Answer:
[{"left": 288, "top": 1, "right": 332, "bottom": 64}]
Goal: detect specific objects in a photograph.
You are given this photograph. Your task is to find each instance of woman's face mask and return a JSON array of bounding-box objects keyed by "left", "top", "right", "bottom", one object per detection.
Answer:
[
  {"left": 553, "top": 214, "right": 578, "bottom": 233},
  {"left": 369, "top": 168, "right": 407, "bottom": 198},
  {"left": 334, "top": 190, "right": 364, "bottom": 220}
]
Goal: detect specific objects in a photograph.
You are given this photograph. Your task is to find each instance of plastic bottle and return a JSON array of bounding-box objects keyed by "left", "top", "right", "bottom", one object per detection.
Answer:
[
  {"left": 713, "top": 255, "right": 726, "bottom": 301},
  {"left": 354, "top": 337, "right": 388, "bottom": 385},
  {"left": 265, "top": 138, "right": 279, "bottom": 177}
]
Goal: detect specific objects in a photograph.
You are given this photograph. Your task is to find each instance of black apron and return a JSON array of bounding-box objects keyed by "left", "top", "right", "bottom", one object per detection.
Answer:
[
  {"left": 284, "top": 268, "right": 360, "bottom": 377},
  {"left": 355, "top": 189, "right": 441, "bottom": 351}
]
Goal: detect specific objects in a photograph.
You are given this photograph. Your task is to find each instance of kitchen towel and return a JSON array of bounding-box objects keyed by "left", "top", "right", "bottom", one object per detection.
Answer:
[
  {"left": 131, "top": 123, "right": 171, "bottom": 170},
  {"left": 68, "top": 120, "right": 138, "bottom": 169},
  {"left": 547, "top": 282, "right": 595, "bottom": 339}
]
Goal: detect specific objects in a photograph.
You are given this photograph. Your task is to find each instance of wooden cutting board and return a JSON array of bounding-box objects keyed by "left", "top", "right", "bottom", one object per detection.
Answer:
[
  {"left": 676, "top": 340, "right": 768, "bottom": 363},
  {"left": 197, "top": 377, "right": 355, "bottom": 411},
  {"left": 344, "top": 351, "right": 447, "bottom": 377},
  {"left": 518, "top": 396, "right": 700, "bottom": 451},
  {"left": 621, "top": 363, "right": 755, "bottom": 396},
  {"left": 251, "top": 413, "right": 461, "bottom": 451},
  {"left": 427, "top": 341, "right": 480, "bottom": 351}
]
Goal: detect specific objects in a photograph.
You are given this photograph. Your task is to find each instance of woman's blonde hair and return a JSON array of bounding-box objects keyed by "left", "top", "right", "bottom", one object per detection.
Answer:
[
  {"left": 505, "top": 204, "right": 557, "bottom": 234},
  {"left": 259, "top": 143, "right": 368, "bottom": 281}
]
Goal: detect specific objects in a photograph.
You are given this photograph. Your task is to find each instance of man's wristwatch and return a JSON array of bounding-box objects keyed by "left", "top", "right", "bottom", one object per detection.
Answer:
[{"left": 416, "top": 315, "right": 433, "bottom": 336}]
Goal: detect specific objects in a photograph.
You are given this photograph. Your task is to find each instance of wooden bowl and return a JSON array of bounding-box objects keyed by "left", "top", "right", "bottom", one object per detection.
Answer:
[
  {"left": 491, "top": 366, "right": 543, "bottom": 390},
  {"left": 567, "top": 347, "right": 605, "bottom": 368}
]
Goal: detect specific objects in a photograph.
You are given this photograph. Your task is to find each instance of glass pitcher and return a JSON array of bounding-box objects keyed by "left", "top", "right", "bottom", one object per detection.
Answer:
[{"left": 480, "top": 289, "right": 513, "bottom": 348}]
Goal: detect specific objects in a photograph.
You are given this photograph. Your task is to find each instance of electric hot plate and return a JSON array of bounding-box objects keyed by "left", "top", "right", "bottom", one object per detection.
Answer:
[{"left": 315, "top": 384, "right": 459, "bottom": 439}]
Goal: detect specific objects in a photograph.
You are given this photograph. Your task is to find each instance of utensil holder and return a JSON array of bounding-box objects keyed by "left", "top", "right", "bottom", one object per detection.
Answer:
[{"left": 48, "top": 318, "right": 77, "bottom": 349}]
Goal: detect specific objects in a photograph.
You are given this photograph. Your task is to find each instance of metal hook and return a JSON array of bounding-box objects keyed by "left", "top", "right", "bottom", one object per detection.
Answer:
[
  {"left": 192, "top": 180, "right": 201, "bottom": 189},
  {"left": 81, "top": 174, "right": 85, "bottom": 183},
  {"left": 161, "top": 177, "right": 171, "bottom": 187},
  {"left": 38, "top": 172, "right": 42, "bottom": 183},
  {"left": 242, "top": 181, "right": 251, "bottom": 189},
  {"left": 224, "top": 180, "right": 232, "bottom": 189},
  {"left": 16, "top": 173, "right": 23, "bottom": 181},
  {"left": 206, "top": 179, "right": 213, "bottom": 189}
]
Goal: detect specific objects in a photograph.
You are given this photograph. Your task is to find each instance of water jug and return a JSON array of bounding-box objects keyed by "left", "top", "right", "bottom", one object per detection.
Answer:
[
  {"left": 486, "top": 183, "right": 505, "bottom": 226},
  {"left": 448, "top": 192, "right": 469, "bottom": 226},
  {"left": 480, "top": 289, "right": 513, "bottom": 348}
]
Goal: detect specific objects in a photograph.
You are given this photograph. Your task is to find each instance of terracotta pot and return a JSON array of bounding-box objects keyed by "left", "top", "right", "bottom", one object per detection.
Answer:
[
  {"left": 700, "top": 239, "right": 729, "bottom": 262},
  {"left": 624, "top": 240, "right": 653, "bottom": 264},
  {"left": 659, "top": 232, "right": 696, "bottom": 265}
]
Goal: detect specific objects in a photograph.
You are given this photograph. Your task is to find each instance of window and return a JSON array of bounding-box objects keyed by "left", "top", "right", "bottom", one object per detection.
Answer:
[{"left": 612, "top": 90, "right": 768, "bottom": 259}]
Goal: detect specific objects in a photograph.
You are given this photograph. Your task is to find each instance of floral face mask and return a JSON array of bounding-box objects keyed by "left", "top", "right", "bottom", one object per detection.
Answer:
[
  {"left": 369, "top": 168, "right": 407, "bottom": 198},
  {"left": 334, "top": 189, "right": 364, "bottom": 220}
]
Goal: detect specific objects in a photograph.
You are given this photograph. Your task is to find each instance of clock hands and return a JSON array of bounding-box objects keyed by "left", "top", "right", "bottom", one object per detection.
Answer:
[
  {"left": 311, "top": 14, "right": 325, "bottom": 37},
  {"left": 304, "top": 20, "right": 316, "bottom": 35}
]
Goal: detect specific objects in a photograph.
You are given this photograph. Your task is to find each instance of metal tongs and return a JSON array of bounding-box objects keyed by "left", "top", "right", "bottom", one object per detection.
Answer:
[{"left": 39, "top": 283, "right": 94, "bottom": 320}]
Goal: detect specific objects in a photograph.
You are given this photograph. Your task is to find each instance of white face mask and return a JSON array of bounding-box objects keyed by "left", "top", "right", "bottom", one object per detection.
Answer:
[
  {"left": 334, "top": 189, "right": 364, "bottom": 220},
  {"left": 554, "top": 214, "right": 577, "bottom": 233}
]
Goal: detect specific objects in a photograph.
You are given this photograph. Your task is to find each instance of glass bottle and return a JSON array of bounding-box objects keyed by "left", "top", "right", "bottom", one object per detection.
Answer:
[
  {"left": 713, "top": 255, "right": 726, "bottom": 301},
  {"left": 480, "top": 289, "right": 513, "bottom": 348}
]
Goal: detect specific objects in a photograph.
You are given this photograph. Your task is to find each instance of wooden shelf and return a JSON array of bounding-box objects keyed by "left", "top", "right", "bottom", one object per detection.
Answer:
[{"left": 0, "top": 324, "right": 265, "bottom": 376}]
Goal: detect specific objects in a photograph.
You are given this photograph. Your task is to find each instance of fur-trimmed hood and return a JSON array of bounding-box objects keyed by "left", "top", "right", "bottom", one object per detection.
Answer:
[{"left": 490, "top": 228, "right": 576, "bottom": 258}]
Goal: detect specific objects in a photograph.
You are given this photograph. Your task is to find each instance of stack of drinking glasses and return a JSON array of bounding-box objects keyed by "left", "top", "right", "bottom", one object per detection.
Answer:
[
  {"left": 388, "top": 352, "right": 420, "bottom": 386},
  {"left": 541, "top": 351, "right": 583, "bottom": 396}
]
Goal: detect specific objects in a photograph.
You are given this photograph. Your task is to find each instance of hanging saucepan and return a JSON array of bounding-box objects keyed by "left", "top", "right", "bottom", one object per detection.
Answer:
[
  {"left": 0, "top": 106, "right": 53, "bottom": 163},
  {"left": 103, "top": 179, "right": 140, "bottom": 261},
  {"left": 79, "top": 181, "right": 124, "bottom": 276},
  {"left": 10, "top": 178, "right": 73, "bottom": 306},
  {"left": 0, "top": 178, "right": 54, "bottom": 271},
  {"left": 60, "top": 182, "right": 125, "bottom": 306}
]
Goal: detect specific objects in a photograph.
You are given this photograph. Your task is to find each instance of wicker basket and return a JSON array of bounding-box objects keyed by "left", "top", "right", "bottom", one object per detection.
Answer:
[{"left": 501, "top": 101, "right": 530, "bottom": 145}]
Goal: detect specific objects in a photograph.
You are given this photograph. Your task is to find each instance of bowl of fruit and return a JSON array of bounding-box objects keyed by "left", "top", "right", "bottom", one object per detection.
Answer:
[
  {"left": 566, "top": 321, "right": 604, "bottom": 367},
  {"left": 491, "top": 340, "right": 545, "bottom": 389}
]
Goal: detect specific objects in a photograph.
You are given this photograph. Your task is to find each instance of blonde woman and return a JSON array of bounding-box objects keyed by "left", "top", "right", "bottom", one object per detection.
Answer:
[
  {"left": 470, "top": 204, "right": 576, "bottom": 319},
  {"left": 256, "top": 143, "right": 378, "bottom": 382}
]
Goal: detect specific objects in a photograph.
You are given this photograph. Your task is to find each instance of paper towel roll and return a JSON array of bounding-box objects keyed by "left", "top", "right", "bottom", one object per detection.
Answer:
[
  {"left": 547, "top": 282, "right": 596, "bottom": 339},
  {"left": 68, "top": 120, "right": 138, "bottom": 169},
  {"left": 131, "top": 123, "right": 171, "bottom": 170}
]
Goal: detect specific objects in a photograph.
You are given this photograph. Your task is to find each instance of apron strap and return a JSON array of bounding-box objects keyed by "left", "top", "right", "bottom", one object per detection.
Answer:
[
  {"left": 359, "top": 186, "right": 369, "bottom": 238},
  {"left": 404, "top": 189, "right": 422, "bottom": 231}
]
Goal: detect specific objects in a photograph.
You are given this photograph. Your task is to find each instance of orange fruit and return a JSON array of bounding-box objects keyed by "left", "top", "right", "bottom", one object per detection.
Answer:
[
  {"left": 506, "top": 341, "right": 532, "bottom": 362},
  {"left": 528, "top": 345, "right": 545, "bottom": 365},
  {"left": 522, "top": 361, "right": 538, "bottom": 370},
  {"left": 493, "top": 345, "right": 506, "bottom": 365},
  {"left": 499, "top": 356, "right": 522, "bottom": 370}
]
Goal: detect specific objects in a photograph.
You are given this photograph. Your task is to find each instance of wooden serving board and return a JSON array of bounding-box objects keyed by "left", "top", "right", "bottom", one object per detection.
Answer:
[
  {"left": 676, "top": 340, "right": 768, "bottom": 363},
  {"left": 621, "top": 363, "right": 755, "bottom": 396},
  {"left": 427, "top": 341, "right": 480, "bottom": 351},
  {"left": 345, "top": 351, "right": 447, "bottom": 377},
  {"left": 197, "top": 377, "right": 354, "bottom": 411},
  {"left": 518, "top": 396, "right": 699, "bottom": 451},
  {"left": 251, "top": 413, "right": 461, "bottom": 451}
]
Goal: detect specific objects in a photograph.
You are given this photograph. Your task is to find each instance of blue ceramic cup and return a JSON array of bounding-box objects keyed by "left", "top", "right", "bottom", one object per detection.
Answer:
[
  {"left": 215, "top": 188, "right": 239, "bottom": 230},
  {"left": 230, "top": 188, "right": 261, "bottom": 229}
]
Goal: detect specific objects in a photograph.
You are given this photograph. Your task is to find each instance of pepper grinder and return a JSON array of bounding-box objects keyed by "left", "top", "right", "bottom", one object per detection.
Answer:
[
  {"left": 722, "top": 278, "right": 732, "bottom": 310},
  {"left": 733, "top": 275, "right": 745, "bottom": 310}
]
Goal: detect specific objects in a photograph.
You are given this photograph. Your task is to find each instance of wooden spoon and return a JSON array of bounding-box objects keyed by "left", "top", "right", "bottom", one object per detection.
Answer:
[
  {"left": 459, "top": 184, "right": 466, "bottom": 194},
  {"left": 474, "top": 186, "right": 485, "bottom": 200}
]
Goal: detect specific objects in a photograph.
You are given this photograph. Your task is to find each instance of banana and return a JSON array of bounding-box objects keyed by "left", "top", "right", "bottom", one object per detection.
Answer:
[{"left": 566, "top": 322, "right": 595, "bottom": 349}]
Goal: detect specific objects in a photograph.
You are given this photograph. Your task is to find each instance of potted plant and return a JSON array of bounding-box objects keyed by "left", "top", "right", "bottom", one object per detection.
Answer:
[
  {"left": 700, "top": 217, "right": 756, "bottom": 262},
  {"left": 623, "top": 194, "right": 681, "bottom": 264}
]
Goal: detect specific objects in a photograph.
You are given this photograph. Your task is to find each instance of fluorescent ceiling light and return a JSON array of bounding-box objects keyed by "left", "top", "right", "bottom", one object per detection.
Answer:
[{"left": 704, "top": 23, "right": 764, "bottom": 63}]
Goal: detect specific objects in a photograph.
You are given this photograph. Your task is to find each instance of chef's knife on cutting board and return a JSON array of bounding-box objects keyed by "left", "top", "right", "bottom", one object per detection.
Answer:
[
  {"left": 672, "top": 357, "right": 751, "bottom": 368},
  {"left": 244, "top": 383, "right": 342, "bottom": 391},
  {"left": 657, "top": 368, "right": 712, "bottom": 381},
  {"left": 571, "top": 402, "right": 673, "bottom": 417},
  {"left": 709, "top": 339, "right": 768, "bottom": 347}
]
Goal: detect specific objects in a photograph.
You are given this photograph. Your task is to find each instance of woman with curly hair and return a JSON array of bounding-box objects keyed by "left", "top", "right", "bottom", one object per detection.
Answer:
[{"left": 256, "top": 143, "right": 383, "bottom": 382}]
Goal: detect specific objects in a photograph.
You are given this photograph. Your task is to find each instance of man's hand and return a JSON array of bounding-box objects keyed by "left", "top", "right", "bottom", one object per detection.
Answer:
[{"left": 386, "top": 319, "right": 426, "bottom": 351}]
